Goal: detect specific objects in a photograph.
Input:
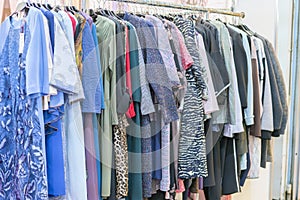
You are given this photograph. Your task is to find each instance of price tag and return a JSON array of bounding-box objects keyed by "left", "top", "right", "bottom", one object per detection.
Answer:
[{"left": 19, "top": 32, "right": 24, "bottom": 54}]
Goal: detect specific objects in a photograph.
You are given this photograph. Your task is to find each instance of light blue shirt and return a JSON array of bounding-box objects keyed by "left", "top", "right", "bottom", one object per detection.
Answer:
[
  {"left": 51, "top": 11, "right": 85, "bottom": 105},
  {"left": 26, "top": 7, "right": 50, "bottom": 98},
  {"left": 92, "top": 23, "right": 105, "bottom": 110},
  {"left": 81, "top": 22, "right": 102, "bottom": 113}
]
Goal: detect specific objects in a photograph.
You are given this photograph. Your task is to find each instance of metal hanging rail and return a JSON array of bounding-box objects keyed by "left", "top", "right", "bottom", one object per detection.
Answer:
[{"left": 105, "top": 0, "right": 245, "bottom": 18}]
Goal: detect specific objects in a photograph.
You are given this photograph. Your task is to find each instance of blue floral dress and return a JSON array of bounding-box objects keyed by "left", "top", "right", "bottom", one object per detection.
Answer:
[{"left": 0, "top": 18, "right": 48, "bottom": 199}]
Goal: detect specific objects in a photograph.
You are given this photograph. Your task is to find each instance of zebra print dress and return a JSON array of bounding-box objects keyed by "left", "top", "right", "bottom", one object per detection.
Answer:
[{"left": 174, "top": 16, "right": 208, "bottom": 179}]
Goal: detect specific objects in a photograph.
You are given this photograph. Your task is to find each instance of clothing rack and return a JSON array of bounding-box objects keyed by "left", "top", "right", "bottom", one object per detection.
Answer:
[{"left": 104, "top": 0, "right": 245, "bottom": 18}]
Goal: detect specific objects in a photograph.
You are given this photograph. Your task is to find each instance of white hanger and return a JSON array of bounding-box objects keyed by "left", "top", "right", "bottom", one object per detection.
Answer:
[{"left": 15, "top": 0, "right": 30, "bottom": 13}]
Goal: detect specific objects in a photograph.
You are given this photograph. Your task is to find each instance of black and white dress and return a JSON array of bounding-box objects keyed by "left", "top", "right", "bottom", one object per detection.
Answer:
[{"left": 174, "top": 16, "right": 208, "bottom": 179}]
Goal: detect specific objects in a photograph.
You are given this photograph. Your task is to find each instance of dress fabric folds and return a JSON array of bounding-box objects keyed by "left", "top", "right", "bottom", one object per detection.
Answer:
[
  {"left": 174, "top": 17, "right": 208, "bottom": 179},
  {"left": 0, "top": 15, "right": 48, "bottom": 200},
  {"left": 0, "top": 6, "right": 289, "bottom": 200}
]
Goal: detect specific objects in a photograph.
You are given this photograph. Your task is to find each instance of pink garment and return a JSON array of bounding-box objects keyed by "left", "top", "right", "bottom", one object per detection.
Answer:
[
  {"left": 189, "top": 193, "right": 198, "bottom": 200},
  {"left": 125, "top": 25, "right": 136, "bottom": 118},
  {"left": 199, "top": 190, "right": 206, "bottom": 200},
  {"left": 163, "top": 19, "right": 193, "bottom": 71},
  {"left": 175, "top": 27, "right": 194, "bottom": 70},
  {"left": 176, "top": 179, "right": 185, "bottom": 193},
  {"left": 66, "top": 12, "right": 77, "bottom": 35},
  {"left": 221, "top": 195, "right": 232, "bottom": 200},
  {"left": 83, "top": 113, "right": 99, "bottom": 200}
]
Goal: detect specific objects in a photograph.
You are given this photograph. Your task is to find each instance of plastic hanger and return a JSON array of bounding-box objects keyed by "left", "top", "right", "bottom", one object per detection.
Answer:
[
  {"left": 42, "top": 4, "right": 48, "bottom": 9},
  {"left": 107, "top": 9, "right": 114, "bottom": 17},
  {"left": 32, "top": 2, "right": 39, "bottom": 8},
  {"left": 237, "top": 24, "right": 255, "bottom": 36},
  {"left": 88, "top": 8, "right": 95, "bottom": 16},
  {"left": 111, "top": 10, "right": 123, "bottom": 20},
  {"left": 71, "top": 6, "right": 80, "bottom": 12},
  {"left": 189, "top": 13, "right": 198, "bottom": 21},
  {"left": 95, "top": 8, "right": 107, "bottom": 16},
  {"left": 54, "top": 5, "right": 61, "bottom": 12},
  {"left": 45, "top": 4, "right": 53, "bottom": 10},
  {"left": 89, "top": 8, "right": 98, "bottom": 21},
  {"left": 103, "top": 9, "right": 111, "bottom": 16},
  {"left": 65, "top": 6, "right": 74, "bottom": 14},
  {"left": 37, "top": 3, "right": 43, "bottom": 8},
  {"left": 11, "top": 2, "right": 30, "bottom": 18},
  {"left": 165, "top": 14, "right": 174, "bottom": 21}
]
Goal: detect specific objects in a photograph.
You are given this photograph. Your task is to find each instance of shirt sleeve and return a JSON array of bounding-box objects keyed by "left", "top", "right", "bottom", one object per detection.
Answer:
[
  {"left": 109, "top": 25, "right": 118, "bottom": 125},
  {"left": 128, "top": 25, "right": 141, "bottom": 103},
  {"left": 259, "top": 39, "right": 274, "bottom": 132},
  {"left": 51, "top": 17, "right": 83, "bottom": 95},
  {"left": 242, "top": 34, "right": 254, "bottom": 126},
  {"left": 81, "top": 22, "right": 102, "bottom": 113},
  {"left": 125, "top": 25, "right": 136, "bottom": 118},
  {"left": 175, "top": 27, "right": 194, "bottom": 70},
  {"left": 92, "top": 24, "right": 105, "bottom": 110},
  {"left": 26, "top": 8, "right": 49, "bottom": 98}
]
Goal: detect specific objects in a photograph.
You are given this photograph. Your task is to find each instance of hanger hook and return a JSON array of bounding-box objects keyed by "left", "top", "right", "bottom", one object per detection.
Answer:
[{"left": 205, "top": 10, "right": 210, "bottom": 20}]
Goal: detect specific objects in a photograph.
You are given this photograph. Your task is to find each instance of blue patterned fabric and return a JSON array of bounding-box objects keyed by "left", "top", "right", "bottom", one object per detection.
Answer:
[
  {"left": 174, "top": 17, "right": 208, "bottom": 179},
  {"left": 124, "top": 13, "right": 179, "bottom": 198},
  {"left": 0, "top": 18, "right": 48, "bottom": 199},
  {"left": 123, "top": 13, "right": 178, "bottom": 124},
  {"left": 81, "top": 22, "right": 102, "bottom": 113},
  {"left": 140, "top": 115, "right": 152, "bottom": 198}
]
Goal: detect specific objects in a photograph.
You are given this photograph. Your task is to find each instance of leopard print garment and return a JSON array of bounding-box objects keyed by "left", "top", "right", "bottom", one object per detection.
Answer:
[{"left": 114, "top": 115, "right": 129, "bottom": 199}]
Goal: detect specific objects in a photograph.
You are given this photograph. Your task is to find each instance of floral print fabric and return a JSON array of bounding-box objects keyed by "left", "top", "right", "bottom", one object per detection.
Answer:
[{"left": 0, "top": 21, "right": 48, "bottom": 199}]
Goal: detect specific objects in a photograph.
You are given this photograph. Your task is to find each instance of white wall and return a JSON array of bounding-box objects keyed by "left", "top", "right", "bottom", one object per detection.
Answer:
[
  {"left": 233, "top": 1, "right": 275, "bottom": 200},
  {"left": 236, "top": 0, "right": 276, "bottom": 41},
  {"left": 1, "top": 0, "right": 293, "bottom": 199},
  {"left": 206, "top": 0, "right": 231, "bottom": 9},
  {"left": 233, "top": 0, "right": 293, "bottom": 200}
]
